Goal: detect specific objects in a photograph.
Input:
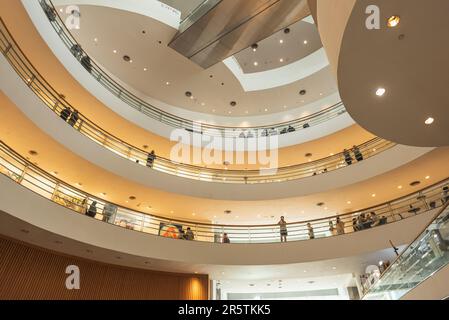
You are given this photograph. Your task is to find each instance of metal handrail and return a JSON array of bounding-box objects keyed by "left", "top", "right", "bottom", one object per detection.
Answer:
[
  {"left": 39, "top": 0, "right": 347, "bottom": 137},
  {"left": 0, "top": 17, "right": 396, "bottom": 184},
  {"left": 0, "top": 140, "right": 447, "bottom": 244}
]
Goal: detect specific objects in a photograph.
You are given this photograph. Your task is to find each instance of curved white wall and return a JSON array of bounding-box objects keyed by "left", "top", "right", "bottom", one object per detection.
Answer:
[
  {"left": 0, "top": 52, "right": 435, "bottom": 200},
  {"left": 22, "top": 0, "right": 354, "bottom": 150},
  {"left": 0, "top": 173, "right": 438, "bottom": 267}
]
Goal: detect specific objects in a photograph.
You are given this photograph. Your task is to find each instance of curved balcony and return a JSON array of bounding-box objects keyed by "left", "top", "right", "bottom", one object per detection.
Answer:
[
  {"left": 0, "top": 17, "right": 397, "bottom": 185},
  {"left": 34, "top": 0, "right": 347, "bottom": 139},
  {"left": 1, "top": 140, "right": 448, "bottom": 245}
]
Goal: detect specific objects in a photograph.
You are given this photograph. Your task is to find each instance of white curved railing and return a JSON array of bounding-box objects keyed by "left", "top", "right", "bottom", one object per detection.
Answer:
[{"left": 0, "top": 140, "right": 447, "bottom": 244}]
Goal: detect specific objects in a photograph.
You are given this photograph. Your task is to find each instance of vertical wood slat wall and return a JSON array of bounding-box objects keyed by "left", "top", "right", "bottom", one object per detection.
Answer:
[{"left": 0, "top": 237, "right": 208, "bottom": 300}]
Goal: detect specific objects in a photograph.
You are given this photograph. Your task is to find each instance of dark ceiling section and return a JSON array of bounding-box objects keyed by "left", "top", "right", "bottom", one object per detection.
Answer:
[{"left": 169, "top": 0, "right": 310, "bottom": 69}]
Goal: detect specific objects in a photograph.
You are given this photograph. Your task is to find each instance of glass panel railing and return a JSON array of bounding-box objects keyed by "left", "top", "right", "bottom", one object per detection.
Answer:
[
  {"left": 37, "top": 0, "right": 347, "bottom": 138},
  {"left": 0, "top": 17, "right": 396, "bottom": 184},
  {"left": 363, "top": 203, "right": 449, "bottom": 300},
  {"left": 0, "top": 140, "right": 448, "bottom": 245}
]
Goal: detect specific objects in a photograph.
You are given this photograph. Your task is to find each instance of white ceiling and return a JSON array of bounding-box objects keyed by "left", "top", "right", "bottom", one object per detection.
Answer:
[
  {"left": 58, "top": 5, "right": 338, "bottom": 117},
  {"left": 234, "top": 19, "right": 322, "bottom": 73},
  {"left": 337, "top": 0, "right": 449, "bottom": 147}
]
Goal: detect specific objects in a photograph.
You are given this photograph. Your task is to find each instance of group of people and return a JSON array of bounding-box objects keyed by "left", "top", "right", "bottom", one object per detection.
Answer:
[
  {"left": 70, "top": 44, "right": 93, "bottom": 74},
  {"left": 343, "top": 145, "right": 364, "bottom": 166},
  {"left": 60, "top": 106, "right": 79, "bottom": 127},
  {"left": 352, "top": 212, "right": 387, "bottom": 232},
  {"left": 178, "top": 227, "right": 195, "bottom": 241}
]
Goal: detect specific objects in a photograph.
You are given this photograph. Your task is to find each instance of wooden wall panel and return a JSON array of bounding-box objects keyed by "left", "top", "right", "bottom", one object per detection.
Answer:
[{"left": 0, "top": 237, "right": 208, "bottom": 300}]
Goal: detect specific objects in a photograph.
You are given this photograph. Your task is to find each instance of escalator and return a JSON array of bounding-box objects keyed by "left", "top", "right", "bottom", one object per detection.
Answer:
[
  {"left": 363, "top": 201, "right": 449, "bottom": 300},
  {"left": 169, "top": 0, "right": 310, "bottom": 68}
]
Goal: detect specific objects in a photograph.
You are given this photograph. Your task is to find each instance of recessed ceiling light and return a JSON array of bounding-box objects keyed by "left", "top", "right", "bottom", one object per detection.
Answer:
[
  {"left": 166, "top": 81, "right": 170, "bottom": 85},
  {"left": 279, "top": 58, "right": 284, "bottom": 62},
  {"left": 347, "top": 201, "right": 352, "bottom": 204},
  {"left": 253, "top": 61, "right": 258, "bottom": 66},
  {"left": 303, "top": 40, "right": 308, "bottom": 44},
  {"left": 113, "top": 49, "right": 117, "bottom": 54},
  {"left": 264, "top": 108, "right": 268, "bottom": 112},
  {"left": 332, "top": 266, "right": 337, "bottom": 270},
  {"left": 425, "top": 175, "right": 430, "bottom": 180},
  {"left": 283, "top": 105, "right": 287, "bottom": 109},
  {"left": 143, "top": 67, "right": 148, "bottom": 71},
  {"left": 372, "top": 193, "right": 376, "bottom": 197},
  {"left": 251, "top": 43, "right": 258, "bottom": 52},
  {"left": 94, "top": 38, "right": 98, "bottom": 42},
  {"left": 387, "top": 15, "right": 400, "bottom": 28},
  {"left": 279, "top": 39, "right": 284, "bottom": 44},
  {"left": 245, "top": 111, "right": 249, "bottom": 114},
  {"left": 201, "top": 102, "right": 205, "bottom": 106},
  {"left": 398, "top": 185, "right": 403, "bottom": 189},
  {"left": 192, "top": 213, "right": 196, "bottom": 216},
  {"left": 376, "top": 88, "right": 386, "bottom": 96},
  {"left": 425, "top": 117, "right": 434, "bottom": 125}
]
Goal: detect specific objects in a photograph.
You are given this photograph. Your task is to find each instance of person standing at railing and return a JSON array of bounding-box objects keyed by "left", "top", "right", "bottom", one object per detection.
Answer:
[
  {"left": 307, "top": 223, "right": 315, "bottom": 239},
  {"left": 60, "top": 106, "right": 71, "bottom": 122},
  {"left": 343, "top": 149, "right": 353, "bottom": 166},
  {"left": 336, "top": 217, "right": 345, "bottom": 235},
  {"left": 369, "top": 212, "right": 379, "bottom": 227},
  {"left": 185, "top": 227, "right": 195, "bottom": 241},
  {"left": 86, "top": 201, "right": 97, "bottom": 218},
  {"left": 80, "top": 55, "right": 92, "bottom": 74},
  {"left": 68, "top": 110, "right": 79, "bottom": 127},
  {"left": 278, "top": 216, "right": 288, "bottom": 242},
  {"left": 146, "top": 150, "right": 156, "bottom": 168},
  {"left": 222, "top": 233, "right": 230, "bottom": 244},
  {"left": 353, "top": 145, "right": 364, "bottom": 162}
]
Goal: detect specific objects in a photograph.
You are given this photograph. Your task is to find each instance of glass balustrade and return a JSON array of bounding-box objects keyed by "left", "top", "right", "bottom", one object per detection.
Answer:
[
  {"left": 363, "top": 204, "right": 449, "bottom": 300},
  {"left": 0, "top": 17, "right": 396, "bottom": 184},
  {"left": 38, "top": 0, "right": 347, "bottom": 138},
  {"left": 0, "top": 140, "right": 447, "bottom": 245}
]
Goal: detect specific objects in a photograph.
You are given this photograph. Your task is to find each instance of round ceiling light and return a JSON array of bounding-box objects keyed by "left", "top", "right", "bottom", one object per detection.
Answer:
[
  {"left": 230, "top": 101, "right": 237, "bottom": 107},
  {"left": 251, "top": 43, "right": 258, "bottom": 51},
  {"left": 122, "top": 55, "right": 131, "bottom": 62},
  {"left": 376, "top": 88, "right": 386, "bottom": 96},
  {"left": 299, "top": 89, "right": 307, "bottom": 96},
  {"left": 387, "top": 15, "right": 401, "bottom": 28},
  {"left": 284, "top": 28, "right": 290, "bottom": 34},
  {"left": 185, "top": 91, "right": 192, "bottom": 98},
  {"left": 425, "top": 117, "right": 434, "bottom": 125}
]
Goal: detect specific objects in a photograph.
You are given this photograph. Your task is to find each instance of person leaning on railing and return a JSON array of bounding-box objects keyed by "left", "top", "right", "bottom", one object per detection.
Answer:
[{"left": 222, "top": 233, "right": 230, "bottom": 244}]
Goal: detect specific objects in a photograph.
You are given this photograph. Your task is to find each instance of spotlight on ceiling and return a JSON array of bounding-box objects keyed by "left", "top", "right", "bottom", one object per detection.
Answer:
[
  {"left": 387, "top": 15, "right": 401, "bottom": 28},
  {"left": 376, "top": 88, "right": 386, "bottom": 96},
  {"left": 425, "top": 117, "right": 434, "bottom": 125}
]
